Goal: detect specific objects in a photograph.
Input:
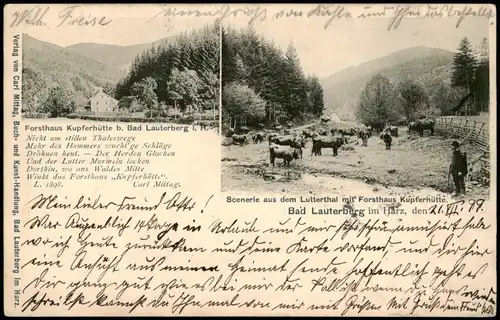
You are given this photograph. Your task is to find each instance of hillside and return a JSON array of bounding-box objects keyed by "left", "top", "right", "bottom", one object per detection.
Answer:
[
  {"left": 67, "top": 37, "right": 174, "bottom": 72},
  {"left": 22, "top": 34, "right": 126, "bottom": 100},
  {"left": 320, "top": 46, "right": 454, "bottom": 120}
]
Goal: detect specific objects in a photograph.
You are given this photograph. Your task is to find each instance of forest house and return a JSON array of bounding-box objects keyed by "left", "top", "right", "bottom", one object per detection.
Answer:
[{"left": 85, "top": 89, "right": 118, "bottom": 112}]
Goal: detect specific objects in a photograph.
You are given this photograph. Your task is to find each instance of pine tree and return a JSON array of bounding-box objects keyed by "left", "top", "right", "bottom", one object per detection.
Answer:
[
  {"left": 284, "top": 43, "right": 308, "bottom": 117},
  {"left": 307, "top": 76, "right": 325, "bottom": 116},
  {"left": 472, "top": 37, "right": 489, "bottom": 114},
  {"left": 221, "top": 27, "right": 237, "bottom": 85},
  {"left": 116, "top": 23, "right": 219, "bottom": 112},
  {"left": 233, "top": 53, "right": 247, "bottom": 84},
  {"left": 451, "top": 37, "right": 477, "bottom": 115},
  {"left": 220, "top": 25, "right": 325, "bottom": 126}
]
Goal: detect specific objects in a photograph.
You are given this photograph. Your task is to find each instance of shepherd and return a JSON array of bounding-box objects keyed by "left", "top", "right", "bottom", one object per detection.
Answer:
[{"left": 449, "top": 141, "right": 468, "bottom": 196}]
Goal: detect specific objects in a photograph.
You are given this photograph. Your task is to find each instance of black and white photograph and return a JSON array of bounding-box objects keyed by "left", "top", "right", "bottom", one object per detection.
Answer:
[
  {"left": 4, "top": 4, "right": 497, "bottom": 318},
  {"left": 21, "top": 15, "right": 220, "bottom": 129},
  {"left": 221, "top": 13, "right": 491, "bottom": 199}
]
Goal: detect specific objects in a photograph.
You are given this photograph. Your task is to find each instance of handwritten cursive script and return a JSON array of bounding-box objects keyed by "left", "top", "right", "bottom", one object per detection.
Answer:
[
  {"left": 17, "top": 198, "right": 496, "bottom": 315},
  {"left": 26, "top": 192, "right": 196, "bottom": 213}
]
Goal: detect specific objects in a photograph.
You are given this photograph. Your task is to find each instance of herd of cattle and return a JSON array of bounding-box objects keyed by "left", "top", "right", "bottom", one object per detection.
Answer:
[{"left": 226, "top": 118, "right": 436, "bottom": 167}]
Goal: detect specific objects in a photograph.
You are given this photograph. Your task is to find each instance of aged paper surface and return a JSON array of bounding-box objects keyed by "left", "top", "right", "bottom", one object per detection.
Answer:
[{"left": 3, "top": 3, "right": 497, "bottom": 316}]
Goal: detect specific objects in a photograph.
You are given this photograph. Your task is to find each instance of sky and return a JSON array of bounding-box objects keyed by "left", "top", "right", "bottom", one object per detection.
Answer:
[
  {"left": 6, "top": 4, "right": 220, "bottom": 47},
  {"left": 6, "top": 4, "right": 493, "bottom": 77},
  {"left": 223, "top": 4, "right": 493, "bottom": 78}
]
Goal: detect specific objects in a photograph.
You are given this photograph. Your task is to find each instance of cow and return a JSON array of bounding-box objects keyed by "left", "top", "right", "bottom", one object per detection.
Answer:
[
  {"left": 408, "top": 121, "right": 418, "bottom": 134},
  {"left": 394, "top": 117, "right": 408, "bottom": 126},
  {"left": 312, "top": 136, "right": 345, "bottom": 156},
  {"left": 252, "top": 132, "right": 265, "bottom": 144},
  {"left": 370, "top": 121, "right": 385, "bottom": 133},
  {"left": 380, "top": 131, "right": 392, "bottom": 150},
  {"left": 302, "top": 129, "right": 315, "bottom": 138},
  {"left": 268, "top": 133, "right": 278, "bottom": 145},
  {"left": 318, "top": 128, "right": 328, "bottom": 136},
  {"left": 366, "top": 126, "right": 373, "bottom": 138},
  {"left": 387, "top": 126, "right": 399, "bottom": 137},
  {"left": 270, "top": 135, "right": 305, "bottom": 158},
  {"left": 270, "top": 123, "right": 280, "bottom": 130},
  {"left": 358, "top": 128, "right": 370, "bottom": 147},
  {"left": 238, "top": 126, "right": 251, "bottom": 134},
  {"left": 294, "top": 135, "right": 307, "bottom": 149},
  {"left": 269, "top": 134, "right": 291, "bottom": 145},
  {"left": 232, "top": 134, "right": 247, "bottom": 146},
  {"left": 409, "top": 118, "right": 435, "bottom": 136},
  {"left": 226, "top": 128, "right": 235, "bottom": 138},
  {"left": 339, "top": 128, "right": 357, "bottom": 136},
  {"left": 269, "top": 144, "right": 301, "bottom": 167}
]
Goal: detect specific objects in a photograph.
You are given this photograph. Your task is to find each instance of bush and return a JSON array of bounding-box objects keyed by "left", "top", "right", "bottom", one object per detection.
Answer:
[
  {"left": 41, "top": 86, "right": 76, "bottom": 118},
  {"left": 223, "top": 83, "right": 266, "bottom": 119},
  {"left": 144, "top": 110, "right": 169, "bottom": 118},
  {"left": 192, "top": 111, "right": 219, "bottom": 121},
  {"left": 61, "top": 114, "right": 218, "bottom": 124},
  {"left": 194, "top": 120, "right": 219, "bottom": 128},
  {"left": 23, "top": 112, "right": 49, "bottom": 119}
]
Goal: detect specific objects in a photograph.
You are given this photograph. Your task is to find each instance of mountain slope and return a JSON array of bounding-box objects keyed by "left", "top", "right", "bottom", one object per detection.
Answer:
[
  {"left": 320, "top": 46, "right": 454, "bottom": 120},
  {"left": 67, "top": 37, "right": 174, "bottom": 72},
  {"left": 23, "top": 34, "right": 126, "bottom": 90},
  {"left": 22, "top": 34, "right": 128, "bottom": 108}
]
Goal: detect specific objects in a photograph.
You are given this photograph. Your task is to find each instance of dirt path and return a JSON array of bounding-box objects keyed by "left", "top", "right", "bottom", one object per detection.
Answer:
[{"left": 222, "top": 162, "right": 453, "bottom": 202}]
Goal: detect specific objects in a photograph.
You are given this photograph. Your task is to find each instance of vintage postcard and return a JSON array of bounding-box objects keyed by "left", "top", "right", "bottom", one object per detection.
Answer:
[{"left": 3, "top": 3, "right": 497, "bottom": 316}]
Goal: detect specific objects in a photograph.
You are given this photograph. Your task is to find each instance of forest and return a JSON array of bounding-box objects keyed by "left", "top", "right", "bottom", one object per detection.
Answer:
[
  {"left": 115, "top": 22, "right": 220, "bottom": 118},
  {"left": 357, "top": 37, "right": 490, "bottom": 128},
  {"left": 22, "top": 23, "right": 220, "bottom": 120},
  {"left": 222, "top": 26, "right": 325, "bottom": 131}
]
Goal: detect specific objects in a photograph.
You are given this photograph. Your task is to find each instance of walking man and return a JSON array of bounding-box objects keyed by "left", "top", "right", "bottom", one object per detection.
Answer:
[{"left": 449, "top": 141, "right": 468, "bottom": 196}]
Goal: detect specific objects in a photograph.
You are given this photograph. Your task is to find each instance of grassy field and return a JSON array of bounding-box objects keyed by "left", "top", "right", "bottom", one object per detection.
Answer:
[{"left": 222, "top": 125, "right": 490, "bottom": 198}]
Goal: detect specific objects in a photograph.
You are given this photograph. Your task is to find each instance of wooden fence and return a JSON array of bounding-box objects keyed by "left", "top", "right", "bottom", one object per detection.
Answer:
[{"left": 435, "top": 116, "right": 489, "bottom": 152}]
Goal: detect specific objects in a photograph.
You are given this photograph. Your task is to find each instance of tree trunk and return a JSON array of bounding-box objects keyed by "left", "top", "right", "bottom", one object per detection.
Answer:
[
  {"left": 213, "top": 102, "right": 216, "bottom": 121},
  {"left": 174, "top": 100, "right": 178, "bottom": 119}
]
